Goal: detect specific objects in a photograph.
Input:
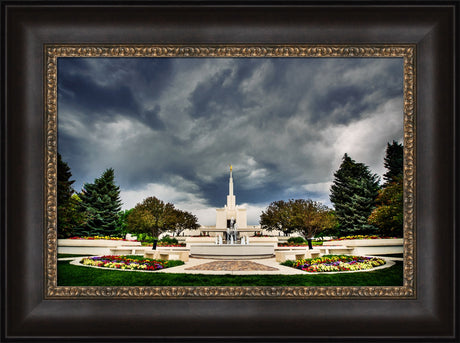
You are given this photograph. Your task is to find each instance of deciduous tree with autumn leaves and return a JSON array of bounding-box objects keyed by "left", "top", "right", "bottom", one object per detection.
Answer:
[
  {"left": 127, "top": 196, "right": 199, "bottom": 238},
  {"left": 260, "top": 199, "right": 337, "bottom": 239}
]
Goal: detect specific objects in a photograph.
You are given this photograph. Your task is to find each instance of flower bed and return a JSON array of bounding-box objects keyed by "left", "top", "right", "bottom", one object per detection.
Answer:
[
  {"left": 80, "top": 255, "right": 184, "bottom": 270},
  {"left": 141, "top": 242, "right": 186, "bottom": 247},
  {"left": 278, "top": 243, "right": 308, "bottom": 247},
  {"left": 282, "top": 255, "right": 386, "bottom": 273},
  {"left": 70, "top": 236, "right": 136, "bottom": 241},
  {"left": 278, "top": 241, "right": 322, "bottom": 247},
  {"left": 331, "top": 235, "right": 399, "bottom": 241},
  {"left": 157, "top": 242, "right": 186, "bottom": 247}
]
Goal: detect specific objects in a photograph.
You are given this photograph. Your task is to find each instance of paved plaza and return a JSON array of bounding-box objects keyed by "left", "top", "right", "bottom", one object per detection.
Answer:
[
  {"left": 170, "top": 257, "right": 307, "bottom": 275},
  {"left": 62, "top": 255, "right": 397, "bottom": 275}
]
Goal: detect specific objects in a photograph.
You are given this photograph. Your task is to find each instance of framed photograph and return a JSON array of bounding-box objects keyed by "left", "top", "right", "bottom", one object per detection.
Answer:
[
  {"left": 2, "top": 1, "right": 457, "bottom": 341},
  {"left": 49, "top": 45, "right": 413, "bottom": 295}
]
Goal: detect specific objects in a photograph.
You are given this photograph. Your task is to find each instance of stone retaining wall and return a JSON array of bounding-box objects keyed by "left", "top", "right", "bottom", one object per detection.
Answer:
[{"left": 322, "top": 238, "right": 403, "bottom": 255}]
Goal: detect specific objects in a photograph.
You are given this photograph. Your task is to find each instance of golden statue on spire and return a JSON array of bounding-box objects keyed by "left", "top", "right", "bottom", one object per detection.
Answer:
[{"left": 230, "top": 164, "right": 233, "bottom": 171}]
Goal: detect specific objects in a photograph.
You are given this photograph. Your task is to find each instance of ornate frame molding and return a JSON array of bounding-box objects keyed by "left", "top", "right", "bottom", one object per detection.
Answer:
[{"left": 45, "top": 45, "right": 415, "bottom": 299}]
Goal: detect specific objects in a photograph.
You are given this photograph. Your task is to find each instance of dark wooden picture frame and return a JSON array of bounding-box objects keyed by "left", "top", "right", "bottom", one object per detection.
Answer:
[{"left": 2, "top": 1, "right": 457, "bottom": 341}]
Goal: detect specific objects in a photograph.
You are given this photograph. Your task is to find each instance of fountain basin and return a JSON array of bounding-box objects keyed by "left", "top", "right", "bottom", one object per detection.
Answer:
[
  {"left": 189, "top": 244, "right": 274, "bottom": 259},
  {"left": 185, "top": 236, "right": 216, "bottom": 247}
]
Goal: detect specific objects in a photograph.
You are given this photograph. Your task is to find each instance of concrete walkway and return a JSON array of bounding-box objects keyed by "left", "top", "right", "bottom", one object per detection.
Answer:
[{"left": 159, "top": 257, "right": 308, "bottom": 275}]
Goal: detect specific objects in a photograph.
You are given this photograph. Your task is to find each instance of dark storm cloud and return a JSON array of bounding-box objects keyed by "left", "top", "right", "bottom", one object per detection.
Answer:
[
  {"left": 307, "top": 59, "right": 403, "bottom": 126},
  {"left": 187, "top": 65, "right": 259, "bottom": 121},
  {"left": 187, "top": 58, "right": 305, "bottom": 124},
  {"left": 58, "top": 58, "right": 173, "bottom": 130},
  {"left": 139, "top": 105, "right": 165, "bottom": 130},
  {"left": 58, "top": 57, "right": 404, "bottom": 224},
  {"left": 311, "top": 85, "right": 369, "bottom": 124},
  {"left": 59, "top": 72, "right": 140, "bottom": 115}
]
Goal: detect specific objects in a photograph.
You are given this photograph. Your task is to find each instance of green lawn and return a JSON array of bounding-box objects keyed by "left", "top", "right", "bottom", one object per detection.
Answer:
[{"left": 58, "top": 260, "right": 403, "bottom": 287}]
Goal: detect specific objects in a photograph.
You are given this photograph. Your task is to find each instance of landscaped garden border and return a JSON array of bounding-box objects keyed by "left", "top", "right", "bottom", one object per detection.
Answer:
[
  {"left": 281, "top": 255, "right": 394, "bottom": 274},
  {"left": 67, "top": 254, "right": 394, "bottom": 275},
  {"left": 331, "top": 235, "right": 400, "bottom": 241},
  {"left": 72, "top": 255, "right": 184, "bottom": 272},
  {"left": 69, "top": 236, "right": 137, "bottom": 241},
  {"left": 57, "top": 258, "right": 403, "bottom": 287}
]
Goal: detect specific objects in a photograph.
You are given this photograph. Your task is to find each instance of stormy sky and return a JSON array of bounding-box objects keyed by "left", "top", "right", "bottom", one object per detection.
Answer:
[{"left": 57, "top": 57, "right": 403, "bottom": 226}]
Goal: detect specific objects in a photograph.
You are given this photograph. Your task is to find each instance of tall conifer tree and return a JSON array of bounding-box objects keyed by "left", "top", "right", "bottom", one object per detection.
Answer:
[
  {"left": 368, "top": 141, "right": 404, "bottom": 237},
  {"left": 78, "top": 168, "right": 123, "bottom": 237},
  {"left": 57, "top": 153, "right": 75, "bottom": 237},
  {"left": 330, "top": 154, "right": 380, "bottom": 236},
  {"left": 57, "top": 154, "right": 86, "bottom": 237},
  {"left": 383, "top": 140, "right": 403, "bottom": 185},
  {"left": 57, "top": 153, "right": 75, "bottom": 205}
]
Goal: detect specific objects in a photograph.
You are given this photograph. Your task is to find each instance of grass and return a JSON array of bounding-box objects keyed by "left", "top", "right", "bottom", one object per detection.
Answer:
[{"left": 58, "top": 259, "right": 403, "bottom": 287}]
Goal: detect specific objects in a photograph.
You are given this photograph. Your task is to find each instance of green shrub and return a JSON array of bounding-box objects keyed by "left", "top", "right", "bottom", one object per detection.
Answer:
[
  {"left": 135, "top": 233, "right": 157, "bottom": 243},
  {"left": 314, "top": 228, "right": 339, "bottom": 239},
  {"left": 280, "top": 260, "right": 297, "bottom": 267},
  {"left": 159, "top": 235, "right": 178, "bottom": 244},
  {"left": 287, "top": 237, "right": 306, "bottom": 244}
]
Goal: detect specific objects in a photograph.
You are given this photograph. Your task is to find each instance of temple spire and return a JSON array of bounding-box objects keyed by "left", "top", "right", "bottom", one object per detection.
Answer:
[
  {"left": 229, "top": 165, "right": 233, "bottom": 196},
  {"left": 227, "top": 165, "right": 236, "bottom": 209}
]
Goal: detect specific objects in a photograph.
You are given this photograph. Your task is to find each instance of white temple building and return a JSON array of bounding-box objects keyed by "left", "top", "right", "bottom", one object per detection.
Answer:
[
  {"left": 215, "top": 165, "right": 247, "bottom": 230},
  {"left": 198, "top": 166, "right": 261, "bottom": 238}
]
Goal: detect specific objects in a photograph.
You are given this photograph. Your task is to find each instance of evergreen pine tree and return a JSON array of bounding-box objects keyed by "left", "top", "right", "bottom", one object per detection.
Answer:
[
  {"left": 57, "top": 153, "right": 75, "bottom": 237},
  {"left": 57, "top": 154, "right": 86, "bottom": 238},
  {"left": 57, "top": 153, "right": 75, "bottom": 205},
  {"left": 383, "top": 140, "right": 403, "bottom": 185},
  {"left": 78, "top": 168, "right": 123, "bottom": 237},
  {"left": 369, "top": 141, "right": 404, "bottom": 237},
  {"left": 330, "top": 154, "right": 380, "bottom": 236}
]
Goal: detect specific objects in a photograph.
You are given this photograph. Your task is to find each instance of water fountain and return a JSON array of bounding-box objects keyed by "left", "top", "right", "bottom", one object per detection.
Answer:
[
  {"left": 227, "top": 217, "right": 238, "bottom": 244},
  {"left": 189, "top": 221, "right": 274, "bottom": 259},
  {"left": 187, "top": 166, "right": 275, "bottom": 259}
]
